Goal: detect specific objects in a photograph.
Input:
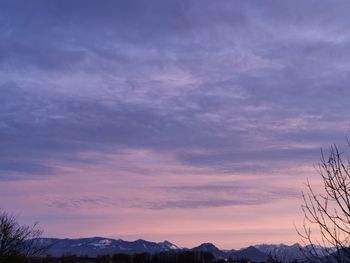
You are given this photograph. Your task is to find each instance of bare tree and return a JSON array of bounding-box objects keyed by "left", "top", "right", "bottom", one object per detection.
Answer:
[
  {"left": 0, "top": 210, "right": 46, "bottom": 263},
  {"left": 297, "top": 145, "right": 350, "bottom": 263}
]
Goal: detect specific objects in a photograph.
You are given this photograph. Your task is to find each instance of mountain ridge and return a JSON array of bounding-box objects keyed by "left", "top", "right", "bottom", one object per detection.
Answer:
[{"left": 38, "top": 237, "right": 328, "bottom": 261}]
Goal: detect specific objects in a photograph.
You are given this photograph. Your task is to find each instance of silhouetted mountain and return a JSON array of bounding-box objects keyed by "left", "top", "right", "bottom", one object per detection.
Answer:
[
  {"left": 40, "top": 237, "right": 179, "bottom": 257},
  {"left": 255, "top": 243, "right": 304, "bottom": 261},
  {"left": 255, "top": 243, "right": 334, "bottom": 262},
  {"left": 325, "top": 247, "right": 350, "bottom": 263},
  {"left": 230, "top": 246, "right": 268, "bottom": 262},
  {"left": 191, "top": 243, "right": 225, "bottom": 258},
  {"left": 38, "top": 237, "right": 334, "bottom": 262}
]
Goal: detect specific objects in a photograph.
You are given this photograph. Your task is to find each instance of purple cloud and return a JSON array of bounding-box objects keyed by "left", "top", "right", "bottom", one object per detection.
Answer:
[{"left": 1, "top": 0, "right": 350, "bottom": 248}]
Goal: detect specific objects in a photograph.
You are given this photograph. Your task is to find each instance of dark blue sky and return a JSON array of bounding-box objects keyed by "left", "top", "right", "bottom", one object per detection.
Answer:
[{"left": 1, "top": 0, "right": 350, "bottom": 248}]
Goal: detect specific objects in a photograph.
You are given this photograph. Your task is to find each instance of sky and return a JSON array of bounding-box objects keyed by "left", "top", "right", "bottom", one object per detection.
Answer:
[{"left": 1, "top": 0, "right": 350, "bottom": 249}]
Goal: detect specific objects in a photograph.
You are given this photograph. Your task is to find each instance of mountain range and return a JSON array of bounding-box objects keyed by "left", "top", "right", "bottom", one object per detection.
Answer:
[{"left": 38, "top": 237, "right": 327, "bottom": 261}]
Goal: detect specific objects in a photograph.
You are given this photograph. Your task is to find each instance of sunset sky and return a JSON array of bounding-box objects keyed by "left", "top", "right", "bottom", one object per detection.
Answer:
[{"left": 1, "top": 0, "right": 350, "bottom": 249}]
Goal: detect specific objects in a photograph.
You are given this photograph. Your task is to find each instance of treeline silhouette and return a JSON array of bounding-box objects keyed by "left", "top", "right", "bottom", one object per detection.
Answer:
[{"left": 28, "top": 251, "right": 253, "bottom": 263}]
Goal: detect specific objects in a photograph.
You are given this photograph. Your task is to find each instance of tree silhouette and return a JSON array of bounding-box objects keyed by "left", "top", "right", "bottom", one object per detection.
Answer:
[
  {"left": 0, "top": 210, "right": 45, "bottom": 263},
  {"left": 297, "top": 144, "right": 350, "bottom": 263}
]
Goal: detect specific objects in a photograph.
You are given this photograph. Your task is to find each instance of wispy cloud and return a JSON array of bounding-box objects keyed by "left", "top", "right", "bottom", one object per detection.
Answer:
[{"left": 141, "top": 184, "right": 299, "bottom": 210}]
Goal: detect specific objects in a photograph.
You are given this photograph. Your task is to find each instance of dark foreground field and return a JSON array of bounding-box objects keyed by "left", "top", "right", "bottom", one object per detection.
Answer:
[{"left": 25, "top": 251, "right": 271, "bottom": 263}]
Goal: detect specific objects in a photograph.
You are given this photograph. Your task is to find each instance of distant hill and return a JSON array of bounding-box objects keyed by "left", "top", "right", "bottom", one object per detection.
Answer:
[
  {"left": 255, "top": 243, "right": 304, "bottom": 261},
  {"left": 191, "top": 243, "right": 226, "bottom": 259},
  {"left": 38, "top": 237, "right": 331, "bottom": 261},
  {"left": 231, "top": 246, "right": 269, "bottom": 262},
  {"left": 40, "top": 237, "right": 179, "bottom": 257},
  {"left": 254, "top": 243, "right": 335, "bottom": 262}
]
